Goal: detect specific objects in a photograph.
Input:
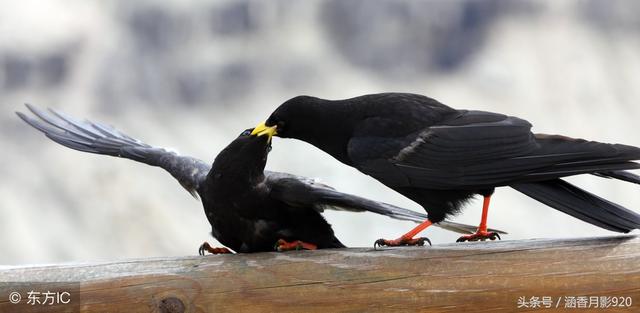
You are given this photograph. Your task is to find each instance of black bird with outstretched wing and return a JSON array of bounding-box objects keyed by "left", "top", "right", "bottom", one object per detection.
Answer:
[
  {"left": 253, "top": 92, "right": 640, "bottom": 246},
  {"left": 17, "top": 104, "right": 493, "bottom": 253}
]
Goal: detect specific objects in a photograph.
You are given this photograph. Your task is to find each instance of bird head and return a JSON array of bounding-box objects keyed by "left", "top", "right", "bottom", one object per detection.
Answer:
[
  {"left": 252, "top": 95, "right": 356, "bottom": 164},
  {"left": 251, "top": 95, "right": 323, "bottom": 139},
  {"left": 237, "top": 127, "right": 273, "bottom": 159},
  {"left": 212, "top": 128, "right": 273, "bottom": 177}
]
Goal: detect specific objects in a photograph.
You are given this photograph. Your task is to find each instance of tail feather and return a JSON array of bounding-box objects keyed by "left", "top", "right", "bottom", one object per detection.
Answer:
[
  {"left": 508, "top": 134, "right": 640, "bottom": 183},
  {"left": 594, "top": 170, "right": 640, "bottom": 185},
  {"left": 511, "top": 179, "right": 640, "bottom": 233},
  {"left": 521, "top": 162, "right": 640, "bottom": 182}
]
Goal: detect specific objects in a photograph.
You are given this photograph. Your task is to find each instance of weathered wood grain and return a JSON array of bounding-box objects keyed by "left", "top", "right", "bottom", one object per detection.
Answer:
[{"left": 1, "top": 236, "right": 639, "bottom": 312}]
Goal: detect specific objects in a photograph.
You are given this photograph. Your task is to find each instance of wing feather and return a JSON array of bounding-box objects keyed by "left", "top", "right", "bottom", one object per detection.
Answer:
[
  {"left": 265, "top": 173, "right": 507, "bottom": 234},
  {"left": 350, "top": 110, "right": 640, "bottom": 189}
]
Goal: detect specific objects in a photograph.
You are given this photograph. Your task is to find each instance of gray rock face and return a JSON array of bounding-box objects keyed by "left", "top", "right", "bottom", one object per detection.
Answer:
[
  {"left": 2, "top": 50, "right": 70, "bottom": 91},
  {"left": 320, "top": 0, "right": 539, "bottom": 76}
]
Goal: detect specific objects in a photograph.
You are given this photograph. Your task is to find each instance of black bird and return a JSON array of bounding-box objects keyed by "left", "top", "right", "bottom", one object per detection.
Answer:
[
  {"left": 16, "top": 104, "right": 494, "bottom": 253},
  {"left": 252, "top": 92, "right": 640, "bottom": 247}
]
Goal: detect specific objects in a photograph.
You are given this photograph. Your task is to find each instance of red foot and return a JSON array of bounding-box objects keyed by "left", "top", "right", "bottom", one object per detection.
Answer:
[
  {"left": 456, "top": 231, "right": 501, "bottom": 242},
  {"left": 374, "top": 236, "right": 431, "bottom": 249},
  {"left": 374, "top": 219, "right": 433, "bottom": 250},
  {"left": 274, "top": 239, "right": 317, "bottom": 252},
  {"left": 198, "top": 242, "right": 233, "bottom": 255},
  {"left": 457, "top": 195, "right": 502, "bottom": 242}
]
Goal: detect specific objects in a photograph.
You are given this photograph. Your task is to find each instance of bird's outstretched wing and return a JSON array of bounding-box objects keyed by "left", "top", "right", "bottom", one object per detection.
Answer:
[
  {"left": 350, "top": 110, "right": 640, "bottom": 189},
  {"left": 16, "top": 104, "right": 210, "bottom": 199},
  {"left": 265, "top": 172, "right": 507, "bottom": 234}
]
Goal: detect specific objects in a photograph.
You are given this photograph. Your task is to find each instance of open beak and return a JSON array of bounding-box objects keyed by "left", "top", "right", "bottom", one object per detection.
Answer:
[{"left": 251, "top": 122, "right": 278, "bottom": 139}]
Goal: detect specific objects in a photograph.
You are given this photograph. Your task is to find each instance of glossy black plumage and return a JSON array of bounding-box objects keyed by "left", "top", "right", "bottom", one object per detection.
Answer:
[
  {"left": 16, "top": 104, "right": 494, "bottom": 253},
  {"left": 259, "top": 92, "right": 640, "bottom": 232}
]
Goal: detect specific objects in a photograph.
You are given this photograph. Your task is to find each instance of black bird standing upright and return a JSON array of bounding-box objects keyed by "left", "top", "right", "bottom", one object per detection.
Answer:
[
  {"left": 253, "top": 92, "right": 640, "bottom": 246},
  {"left": 17, "top": 104, "right": 493, "bottom": 253}
]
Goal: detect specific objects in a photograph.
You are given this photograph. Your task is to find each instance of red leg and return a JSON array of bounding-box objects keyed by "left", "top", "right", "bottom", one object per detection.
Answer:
[
  {"left": 374, "top": 219, "right": 433, "bottom": 249},
  {"left": 198, "top": 242, "right": 233, "bottom": 255},
  {"left": 274, "top": 239, "right": 318, "bottom": 252},
  {"left": 456, "top": 196, "right": 501, "bottom": 242}
]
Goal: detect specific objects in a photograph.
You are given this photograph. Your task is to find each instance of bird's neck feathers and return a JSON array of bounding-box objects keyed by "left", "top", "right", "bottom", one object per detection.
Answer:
[
  {"left": 207, "top": 161, "right": 266, "bottom": 192},
  {"left": 283, "top": 96, "right": 356, "bottom": 165},
  {"left": 207, "top": 146, "right": 267, "bottom": 188}
]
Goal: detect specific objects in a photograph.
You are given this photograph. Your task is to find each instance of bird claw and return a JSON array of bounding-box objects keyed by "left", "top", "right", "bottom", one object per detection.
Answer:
[
  {"left": 274, "top": 239, "right": 317, "bottom": 252},
  {"left": 374, "top": 237, "right": 431, "bottom": 250},
  {"left": 198, "top": 242, "right": 232, "bottom": 255},
  {"left": 456, "top": 231, "right": 501, "bottom": 242}
]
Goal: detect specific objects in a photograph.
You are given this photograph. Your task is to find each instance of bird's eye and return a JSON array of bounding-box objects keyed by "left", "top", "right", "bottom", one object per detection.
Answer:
[{"left": 240, "top": 129, "right": 252, "bottom": 137}]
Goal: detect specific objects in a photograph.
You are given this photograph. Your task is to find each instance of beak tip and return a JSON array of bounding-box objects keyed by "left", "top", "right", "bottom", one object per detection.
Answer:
[{"left": 252, "top": 122, "right": 278, "bottom": 138}]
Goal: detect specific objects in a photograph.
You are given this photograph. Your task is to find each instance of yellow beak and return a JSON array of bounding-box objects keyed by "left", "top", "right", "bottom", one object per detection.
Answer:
[{"left": 251, "top": 122, "right": 278, "bottom": 138}]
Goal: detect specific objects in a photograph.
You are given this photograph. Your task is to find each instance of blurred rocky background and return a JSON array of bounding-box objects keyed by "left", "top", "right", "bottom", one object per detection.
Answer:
[{"left": 1, "top": 0, "right": 639, "bottom": 264}]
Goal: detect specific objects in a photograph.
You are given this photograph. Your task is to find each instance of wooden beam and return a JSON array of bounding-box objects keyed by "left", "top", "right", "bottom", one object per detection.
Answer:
[{"left": 1, "top": 236, "right": 639, "bottom": 312}]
